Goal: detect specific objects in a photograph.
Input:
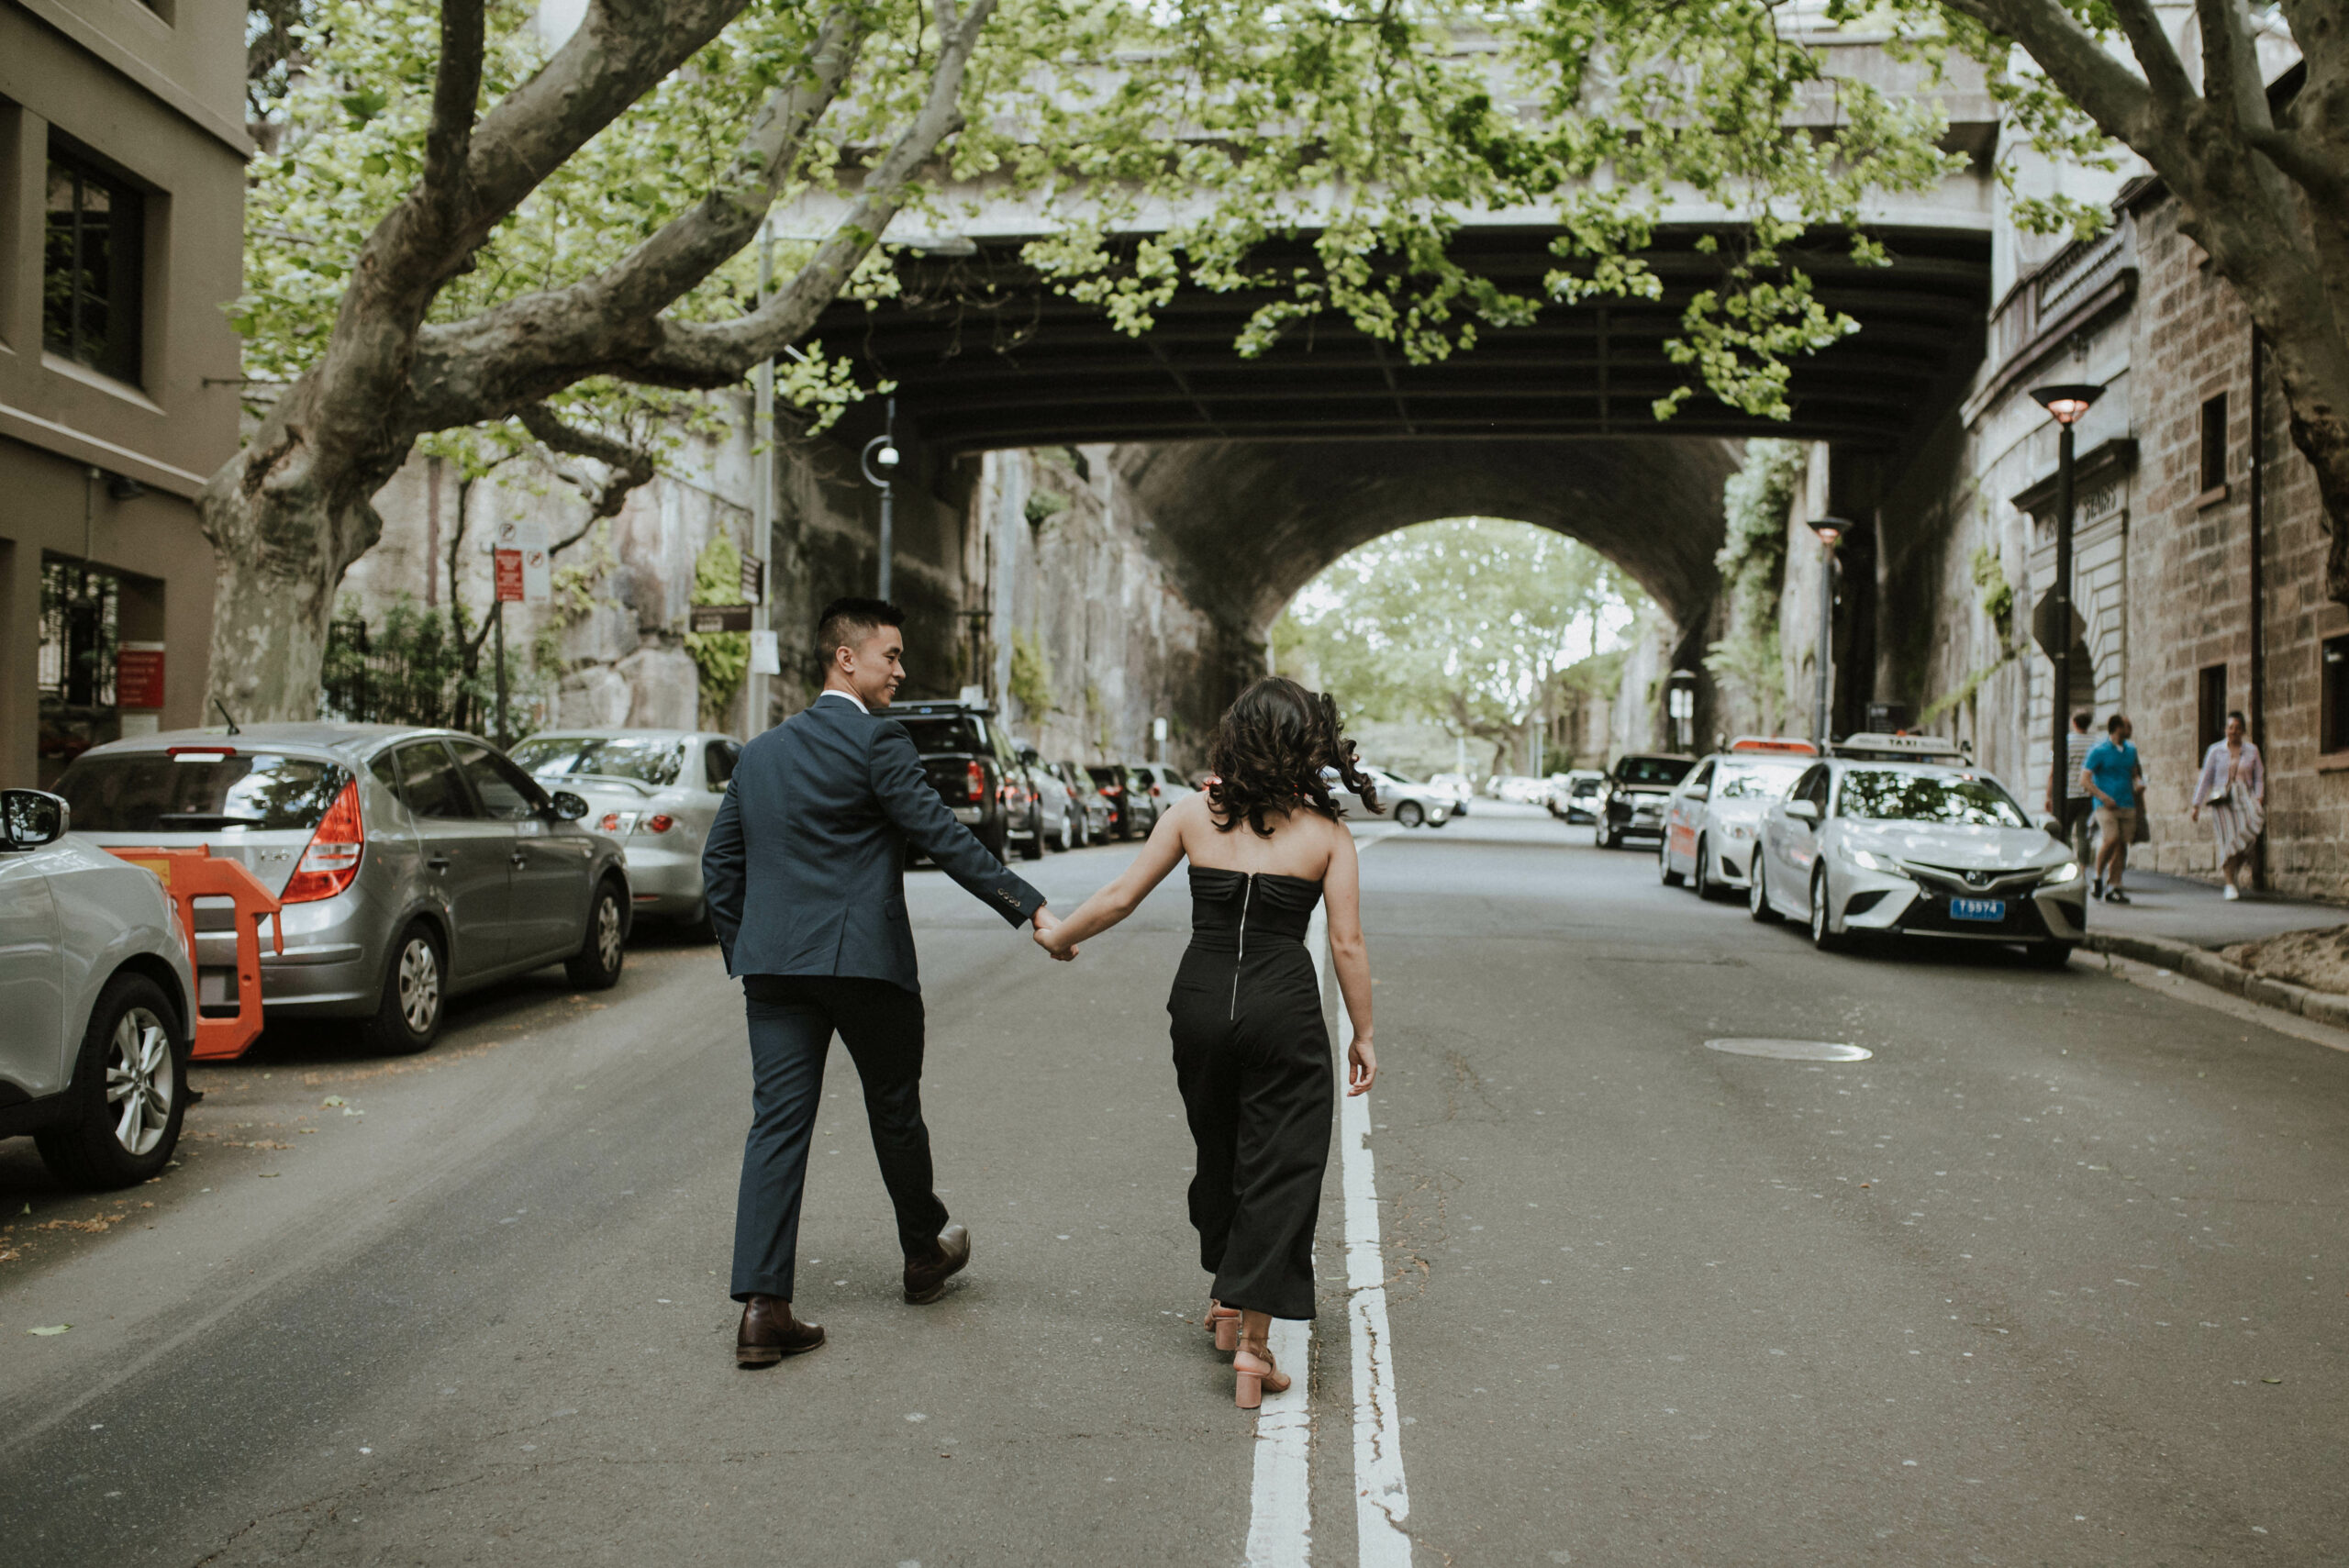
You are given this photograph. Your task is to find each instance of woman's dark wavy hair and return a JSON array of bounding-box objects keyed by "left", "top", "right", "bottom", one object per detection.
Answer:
[{"left": 1206, "top": 676, "right": 1380, "bottom": 836}]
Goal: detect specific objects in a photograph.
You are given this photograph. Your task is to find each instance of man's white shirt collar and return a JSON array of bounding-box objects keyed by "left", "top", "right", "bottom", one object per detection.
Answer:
[{"left": 819, "top": 687, "right": 869, "bottom": 713}]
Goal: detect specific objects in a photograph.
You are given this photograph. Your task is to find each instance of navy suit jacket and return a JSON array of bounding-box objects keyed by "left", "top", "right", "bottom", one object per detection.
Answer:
[{"left": 701, "top": 695, "right": 1046, "bottom": 992}]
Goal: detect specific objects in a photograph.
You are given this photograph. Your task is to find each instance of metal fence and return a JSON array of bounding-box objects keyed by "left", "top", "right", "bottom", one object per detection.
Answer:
[{"left": 321, "top": 617, "right": 462, "bottom": 728}]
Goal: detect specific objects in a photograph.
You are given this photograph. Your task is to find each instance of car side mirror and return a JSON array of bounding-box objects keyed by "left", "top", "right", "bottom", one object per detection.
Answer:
[
  {"left": 1785, "top": 799, "right": 1820, "bottom": 826},
  {"left": 2, "top": 788, "right": 68, "bottom": 849},
  {"left": 1687, "top": 786, "right": 1709, "bottom": 801},
  {"left": 550, "top": 790, "right": 589, "bottom": 822}
]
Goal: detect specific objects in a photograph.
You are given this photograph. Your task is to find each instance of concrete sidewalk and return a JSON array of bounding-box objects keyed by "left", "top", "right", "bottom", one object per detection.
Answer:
[
  {"left": 2087, "top": 868, "right": 2343, "bottom": 949},
  {"left": 2082, "top": 868, "right": 2349, "bottom": 1026}
]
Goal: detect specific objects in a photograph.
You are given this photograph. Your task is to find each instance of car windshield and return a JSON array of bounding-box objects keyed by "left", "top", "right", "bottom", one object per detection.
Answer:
[
  {"left": 1714, "top": 761, "right": 1806, "bottom": 800},
  {"left": 1837, "top": 770, "right": 2029, "bottom": 828},
  {"left": 896, "top": 715, "right": 984, "bottom": 755},
  {"left": 508, "top": 736, "right": 684, "bottom": 786},
  {"left": 56, "top": 751, "right": 348, "bottom": 831},
  {"left": 1616, "top": 757, "right": 1694, "bottom": 786}
]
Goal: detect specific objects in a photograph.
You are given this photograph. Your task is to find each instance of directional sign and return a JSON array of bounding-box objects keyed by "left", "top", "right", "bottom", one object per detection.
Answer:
[
  {"left": 739, "top": 556, "right": 763, "bottom": 605},
  {"left": 2032, "top": 589, "right": 2086, "bottom": 661},
  {"left": 690, "top": 604, "right": 754, "bottom": 633}
]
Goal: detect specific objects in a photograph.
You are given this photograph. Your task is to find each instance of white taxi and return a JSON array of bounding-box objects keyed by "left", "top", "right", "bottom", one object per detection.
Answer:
[{"left": 1658, "top": 739, "right": 1817, "bottom": 897}]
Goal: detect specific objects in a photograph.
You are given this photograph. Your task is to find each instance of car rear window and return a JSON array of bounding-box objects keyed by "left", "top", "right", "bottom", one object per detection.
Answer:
[
  {"left": 1616, "top": 756, "right": 1694, "bottom": 786},
  {"left": 509, "top": 735, "right": 684, "bottom": 786},
  {"left": 1714, "top": 760, "right": 1806, "bottom": 800},
  {"left": 897, "top": 715, "right": 983, "bottom": 754},
  {"left": 1838, "top": 770, "right": 2028, "bottom": 828},
  {"left": 56, "top": 751, "right": 348, "bottom": 832}
]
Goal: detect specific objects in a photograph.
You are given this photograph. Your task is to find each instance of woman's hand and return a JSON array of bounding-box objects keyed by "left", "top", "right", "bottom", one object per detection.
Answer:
[
  {"left": 1346, "top": 1035, "right": 1377, "bottom": 1096},
  {"left": 1031, "top": 908, "right": 1078, "bottom": 962},
  {"left": 2190, "top": 804, "right": 2201, "bottom": 823}
]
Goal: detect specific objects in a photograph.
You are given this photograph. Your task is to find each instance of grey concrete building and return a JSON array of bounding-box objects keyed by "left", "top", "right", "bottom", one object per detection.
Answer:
[{"left": 0, "top": 0, "right": 246, "bottom": 788}]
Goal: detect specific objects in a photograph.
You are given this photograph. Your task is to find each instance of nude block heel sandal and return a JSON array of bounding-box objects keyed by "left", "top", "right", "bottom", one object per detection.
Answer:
[{"left": 1207, "top": 1302, "right": 1241, "bottom": 1354}]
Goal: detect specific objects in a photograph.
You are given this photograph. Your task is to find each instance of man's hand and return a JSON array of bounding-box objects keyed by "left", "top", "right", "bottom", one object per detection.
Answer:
[{"left": 1031, "top": 905, "right": 1077, "bottom": 962}]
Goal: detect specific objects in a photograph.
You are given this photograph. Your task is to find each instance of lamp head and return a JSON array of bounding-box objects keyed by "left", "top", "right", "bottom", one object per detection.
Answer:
[
  {"left": 1807, "top": 516, "right": 1852, "bottom": 548},
  {"left": 2030, "top": 382, "right": 2104, "bottom": 426},
  {"left": 875, "top": 443, "right": 900, "bottom": 471}
]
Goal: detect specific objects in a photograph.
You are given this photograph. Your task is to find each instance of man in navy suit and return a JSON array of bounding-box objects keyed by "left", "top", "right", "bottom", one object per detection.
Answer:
[{"left": 703, "top": 596, "right": 1070, "bottom": 1365}]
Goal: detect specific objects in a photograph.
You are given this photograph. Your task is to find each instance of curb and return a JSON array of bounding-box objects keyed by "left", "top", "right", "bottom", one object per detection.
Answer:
[{"left": 2082, "top": 931, "right": 2349, "bottom": 1029}]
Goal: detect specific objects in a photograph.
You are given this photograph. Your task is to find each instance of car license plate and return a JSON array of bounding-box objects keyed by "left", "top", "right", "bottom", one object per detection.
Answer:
[{"left": 1950, "top": 897, "right": 2006, "bottom": 922}]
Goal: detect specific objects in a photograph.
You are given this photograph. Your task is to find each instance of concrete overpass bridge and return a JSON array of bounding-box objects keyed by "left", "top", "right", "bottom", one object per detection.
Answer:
[{"left": 792, "top": 39, "right": 2004, "bottom": 740}]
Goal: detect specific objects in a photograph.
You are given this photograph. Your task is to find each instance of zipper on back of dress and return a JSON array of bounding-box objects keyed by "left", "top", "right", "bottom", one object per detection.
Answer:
[{"left": 1230, "top": 873, "right": 1253, "bottom": 1020}]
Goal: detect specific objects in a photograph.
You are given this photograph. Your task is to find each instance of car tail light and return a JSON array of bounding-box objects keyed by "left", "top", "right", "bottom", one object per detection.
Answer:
[
  {"left": 281, "top": 779, "right": 363, "bottom": 904},
  {"left": 641, "top": 814, "right": 674, "bottom": 834},
  {"left": 599, "top": 812, "right": 623, "bottom": 831},
  {"left": 1151, "top": 784, "right": 1163, "bottom": 796},
  {"left": 966, "top": 761, "right": 985, "bottom": 803},
  {"left": 1099, "top": 784, "right": 1119, "bottom": 796}
]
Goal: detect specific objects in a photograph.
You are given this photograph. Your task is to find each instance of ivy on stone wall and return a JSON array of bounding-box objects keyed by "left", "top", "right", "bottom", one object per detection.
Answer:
[
  {"left": 685, "top": 534, "right": 751, "bottom": 726},
  {"left": 1703, "top": 439, "right": 1807, "bottom": 732},
  {"left": 1009, "top": 629, "right": 1056, "bottom": 719}
]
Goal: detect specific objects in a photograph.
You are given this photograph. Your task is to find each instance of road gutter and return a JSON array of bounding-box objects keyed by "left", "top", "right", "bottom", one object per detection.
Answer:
[
  {"left": 2083, "top": 930, "right": 2349, "bottom": 1030},
  {"left": 2090, "top": 947, "right": 2349, "bottom": 1056}
]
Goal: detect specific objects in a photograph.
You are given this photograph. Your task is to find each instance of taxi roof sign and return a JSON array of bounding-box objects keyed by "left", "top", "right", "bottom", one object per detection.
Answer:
[
  {"left": 1831, "top": 731, "right": 1968, "bottom": 762},
  {"left": 1726, "top": 735, "right": 1820, "bottom": 755}
]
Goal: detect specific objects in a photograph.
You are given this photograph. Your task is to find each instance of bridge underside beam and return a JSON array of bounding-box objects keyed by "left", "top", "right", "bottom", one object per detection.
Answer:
[{"left": 816, "top": 225, "right": 1989, "bottom": 461}]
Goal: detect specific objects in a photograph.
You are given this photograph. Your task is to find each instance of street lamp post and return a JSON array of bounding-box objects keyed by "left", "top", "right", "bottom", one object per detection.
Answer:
[
  {"left": 2030, "top": 382, "right": 2103, "bottom": 826},
  {"left": 862, "top": 399, "right": 901, "bottom": 601},
  {"left": 1807, "top": 517, "right": 1851, "bottom": 747}
]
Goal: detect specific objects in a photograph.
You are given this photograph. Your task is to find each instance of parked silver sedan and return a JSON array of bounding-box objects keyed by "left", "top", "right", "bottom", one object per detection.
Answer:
[
  {"left": 507, "top": 728, "right": 740, "bottom": 922},
  {"left": 53, "top": 725, "right": 632, "bottom": 1056},
  {"left": 0, "top": 788, "right": 196, "bottom": 1187}
]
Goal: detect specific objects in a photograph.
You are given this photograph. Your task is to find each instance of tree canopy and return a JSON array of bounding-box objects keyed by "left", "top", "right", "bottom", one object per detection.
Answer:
[{"left": 1273, "top": 518, "right": 1644, "bottom": 751}]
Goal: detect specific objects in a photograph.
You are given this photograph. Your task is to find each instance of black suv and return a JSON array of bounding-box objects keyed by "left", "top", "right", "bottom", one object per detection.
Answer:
[
  {"left": 1595, "top": 752, "right": 1697, "bottom": 849},
  {"left": 890, "top": 700, "right": 1039, "bottom": 862}
]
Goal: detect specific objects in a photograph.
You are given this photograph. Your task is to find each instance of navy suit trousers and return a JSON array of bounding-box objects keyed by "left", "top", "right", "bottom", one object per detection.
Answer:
[{"left": 729, "top": 975, "right": 949, "bottom": 1303}]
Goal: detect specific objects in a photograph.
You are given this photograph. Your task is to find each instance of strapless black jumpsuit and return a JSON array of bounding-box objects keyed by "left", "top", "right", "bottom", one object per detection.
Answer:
[{"left": 1168, "top": 867, "right": 1331, "bottom": 1321}]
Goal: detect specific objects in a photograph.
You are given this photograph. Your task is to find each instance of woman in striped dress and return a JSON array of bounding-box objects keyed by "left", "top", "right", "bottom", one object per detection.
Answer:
[{"left": 2190, "top": 710, "right": 2266, "bottom": 900}]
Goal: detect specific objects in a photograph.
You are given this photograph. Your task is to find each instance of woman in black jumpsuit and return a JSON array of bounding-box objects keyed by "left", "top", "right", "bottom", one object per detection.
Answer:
[{"left": 1039, "top": 677, "right": 1380, "bottom": 1407}]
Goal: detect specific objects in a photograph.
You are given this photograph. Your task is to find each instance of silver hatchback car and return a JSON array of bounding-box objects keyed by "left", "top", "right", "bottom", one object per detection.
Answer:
[
  {"left": 506, "top": 728, "right": 740, "bottom": 924},
  {"left": 52, "top": 725, "right": 633, "bottom": 1055}
]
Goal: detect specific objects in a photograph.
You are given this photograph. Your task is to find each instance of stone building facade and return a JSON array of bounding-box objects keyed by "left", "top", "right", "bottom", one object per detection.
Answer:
[{"left": 1873, "top": 172, "right": 2343, "bottom": 899}]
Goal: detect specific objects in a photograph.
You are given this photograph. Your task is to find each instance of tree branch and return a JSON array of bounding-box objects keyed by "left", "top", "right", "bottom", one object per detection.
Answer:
[
  {"left": 2103, "top": 0, "right": 2199, "bottom": 111},
  {"left": 2240, "top": 126, "right": 2349, "bottom": 208},
  {"left": 1936, "top": 0, "right": 2163, "bottom": 150},
  {"left": 2195, "top": 0, "right": 2273, "bottom": 135},
  {"left": 517, "top": 405, "right": 659, "bottom": 548},
  {"left": 421, "top": 0, "right": 488, "bottom": 211},
  {"left": 609, "top": 0, "right": 1002, "bottom": 388}
]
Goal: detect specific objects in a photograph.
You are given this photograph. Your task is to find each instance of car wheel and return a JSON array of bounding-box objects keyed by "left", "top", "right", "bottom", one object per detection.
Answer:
[
  {"left": 1692, "top": 837, "right": 1715, "bottom": 900},
  {"left": 1658, "top": 839, "right": 1683, "bottom": 886},
  {"left": 1809, "top": 866, "right": 1848, "bottom": 952},
  {"left": 1750, "top": 856, "right": 1781, "bottom": 923},
  {"left": 1598, "top": 823, "right": 1620, "bottom": 851},
  {"left": 565, "top": 879, "right": 628, "bottom": 990},
  {"left": 2029, "top": 940, "right": 2077, "bottom": 969},
  {"left": 362, "top": 920, "right": 445, "bottom": 1055},
  {"left": 34, "top": 973, "right": 187, "bottom": 1190},
  {"left": 1396, "top": 800, "right": 1425, "bottom": 828},
  {"left": 1019, "top": 816, "right": 1045, "bottom": 861},
  {"left": 984, "top": 822, "right": 1010, "bottom": 860}
]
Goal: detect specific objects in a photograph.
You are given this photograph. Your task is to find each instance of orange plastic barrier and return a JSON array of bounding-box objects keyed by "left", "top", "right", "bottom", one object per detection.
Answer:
[{"left": 104, "top": 846, "right": 284, "bottom": 1062}]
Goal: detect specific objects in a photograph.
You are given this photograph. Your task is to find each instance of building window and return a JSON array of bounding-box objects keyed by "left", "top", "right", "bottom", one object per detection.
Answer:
[
  {"left": 38, "top": 556, "right": 121, "bottom": 780},
  {"left": 2325, "top": 635, "right": 2349, "bottom": 755},
  {"left": 2197, "top": 664, "right": 2227, "bottom": 756},
  {"left": 43, "top": 139, "right": 145, "bottom": 384},
  {"left": 2199, "top": 393, "right": 2229, "bottom": 495}
]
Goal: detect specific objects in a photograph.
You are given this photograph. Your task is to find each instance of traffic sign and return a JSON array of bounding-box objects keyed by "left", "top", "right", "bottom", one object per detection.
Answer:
[{"left": 2032, "top": 590, "right": 2086, "bottom": 660}]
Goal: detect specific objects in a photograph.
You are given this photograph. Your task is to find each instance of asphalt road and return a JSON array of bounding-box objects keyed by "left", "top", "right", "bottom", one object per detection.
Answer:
[{"left": 2, "top": 805, "right": 2343, "bottom": 1566}]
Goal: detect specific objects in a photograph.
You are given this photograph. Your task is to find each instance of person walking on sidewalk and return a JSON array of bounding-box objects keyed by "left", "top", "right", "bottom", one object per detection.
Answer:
[
  {"left": 1038, "top": 676, "right": 1379, "bottom": 1410},
  {"left": 2045, "top": 708, "right": 2095, "bottom": 859},
  {"left": 2083, "top": 712, "right": 2144, "bottom": 904},
  {"left": 2191, "top": 709, "right": 2266, "bottom": 900},
  {"left": 701, "top": 596, "right": 1067, "bottom": 1367}
]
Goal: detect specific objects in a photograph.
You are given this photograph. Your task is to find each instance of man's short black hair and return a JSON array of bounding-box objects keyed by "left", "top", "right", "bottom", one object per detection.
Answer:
[
  {"left": 2107, "top": 712, "right": 2129, "bottom": 734},
  {"left": 816, "top": 596, "right": 904, "bottom": 666},
  {"left": 2072, "top": 709, "right": 2094, "bottom": 729}
]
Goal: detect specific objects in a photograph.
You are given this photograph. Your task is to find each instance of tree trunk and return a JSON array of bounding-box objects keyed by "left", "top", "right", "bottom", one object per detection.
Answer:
[{"left": 196, "top": 391, "right": 407, "bottom": 723}]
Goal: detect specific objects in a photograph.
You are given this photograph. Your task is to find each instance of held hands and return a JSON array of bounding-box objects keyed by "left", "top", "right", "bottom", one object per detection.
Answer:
[
  {"left": 1031, "top": 905, "right": 1079, "bottom": 962},
  {"left": 1346, "top": 1035, "right": 1377, "bottom": 1096}
]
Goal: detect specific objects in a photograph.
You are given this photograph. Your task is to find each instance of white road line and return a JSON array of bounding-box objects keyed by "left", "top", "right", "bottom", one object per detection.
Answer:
[{"left": 1244, "top": 829, "right": 1410, "bottom": 1568}]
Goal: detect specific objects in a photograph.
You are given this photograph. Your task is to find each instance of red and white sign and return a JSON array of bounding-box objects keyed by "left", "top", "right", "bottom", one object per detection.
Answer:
[
  {"left": 492, "top": 518, "right": 550, "bottom": 604},
  {"left": 117, "top": 642, "right": 165, "bottom": 708}
]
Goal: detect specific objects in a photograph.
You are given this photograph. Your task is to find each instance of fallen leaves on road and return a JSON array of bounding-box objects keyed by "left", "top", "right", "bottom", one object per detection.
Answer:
[{"left": 32, "top": 1212, "right": 130, "bottom": 1235}]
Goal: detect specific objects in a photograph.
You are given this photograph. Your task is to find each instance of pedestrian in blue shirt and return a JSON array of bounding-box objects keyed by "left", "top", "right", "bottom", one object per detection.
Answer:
[{"left": 2081, "top": 713, "right": 2143, "bottom": 903}]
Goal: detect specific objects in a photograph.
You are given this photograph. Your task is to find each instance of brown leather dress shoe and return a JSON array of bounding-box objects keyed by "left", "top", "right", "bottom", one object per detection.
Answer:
[
  {"left": 903, "top": 1222, "right": 971, "bottom": 1305},
  {"left": 736, "top": 1296, "right": 824, "bottom": 1367}
]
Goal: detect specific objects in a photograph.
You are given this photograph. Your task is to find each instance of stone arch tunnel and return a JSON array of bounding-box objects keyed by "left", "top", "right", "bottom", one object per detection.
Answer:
[{"left": 806, "top": 224, "right": 1993, "bottom": 751}]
